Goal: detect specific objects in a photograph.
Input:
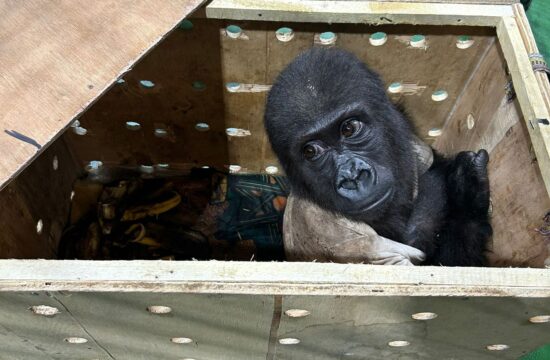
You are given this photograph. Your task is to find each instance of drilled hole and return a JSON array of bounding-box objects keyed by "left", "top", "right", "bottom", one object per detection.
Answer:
[
  {"left": 529, "top": 315, "right": 550, "bottom": 323},
  {"left": 30, "top": 305, "right": 59, "bottom": 317},
  {"left": 486, "top": 344, "right": 509, "bottom": 351},
  {"left": 284, "top": 309, "right": 310, "bottom": 318},
  {"left": 432, "top": 90, "right": 448, "bottom": 102},
  {"left": 229, "top": 165, "right": 242, "bottom": 174},
  {"left": 279, "top": 338, "right": 300, "bottom": 345},
  {"left": 276, "top": 27, "right": 294, "bottom": 42},
  {"left": 171, "top": 337, "right": 193, "bottom": 344},
  {"left": 64, "top": 337, "right": 88, "bottom": 344},
  {"left": 412, "top": 312, "right": 437, "bottom": 320},
  {"left": 139, "top": 80, "right": 155, "bottom": 88},
  {"left": 125, "top": 121, "right": 142, "bottom": 131},
  {"left": 147, "top": 305, "right": 172, "bottom": 314},
  {"left": 388, "top": 340, "right": 410, "bottom": 347},
  {"left": 36, "top": 220, "right": 43, "bottom": 235},
  {"left": 195, "top": 123, "right": 210, "bottom": 132}
]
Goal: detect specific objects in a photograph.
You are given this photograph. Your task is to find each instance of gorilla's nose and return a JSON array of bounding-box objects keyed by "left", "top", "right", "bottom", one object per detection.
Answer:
[{"left": 336, "top": 158, "right": 372, "bottom": 192}]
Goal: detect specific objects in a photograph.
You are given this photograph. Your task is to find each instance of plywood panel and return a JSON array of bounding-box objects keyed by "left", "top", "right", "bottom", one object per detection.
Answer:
[
  {"left": 0, "top": 0, "right": 204, "bottom": 191},
  {"left": 66, "top": 19, "right": 230, "bottom": 171},
  {"left": 0, "top": 137, "right": 79, "bottom": 259}
]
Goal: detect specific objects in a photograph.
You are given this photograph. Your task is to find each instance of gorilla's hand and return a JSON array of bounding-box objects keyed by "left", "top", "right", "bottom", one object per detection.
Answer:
[{"left": 447, "top": 149, "right": 490, "bottom": 216}]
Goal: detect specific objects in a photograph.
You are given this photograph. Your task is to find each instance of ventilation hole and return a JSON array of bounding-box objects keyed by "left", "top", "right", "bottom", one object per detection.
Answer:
[
  {"left": 226, "top": 82, "right": 241, "bottom": 92},
  {"left": 428, "top": 128, "right": 442, "bottom": 137},
  {"left": 456, "top": 35, "right": 475, "bottom": 49},
  {"left": 139, "top": 80, "right": 155, "bottom": 88},
  {"left": 319, "top": 32, "right": 337, "bottom": 45},
  {"left": 431, "top": 90, "right": 448, "bottom": 102},
  {"left": 171, "top": 337, "right": 193, "bottom": 344},
  {"left": 411, "top": 312, "right": 438, "bottom": 320},
  {"left": 369, "top": 32, "right": 388, "bottom": 46},
  {"left": 52, "top": 156, "right": 59, "bottom": 170},
  {"left": 139, "top": 165, "right": 154, "bottom": 174},
  {"left": 36, "top": 220, "right": 43, "bottom": 234},
  {"left": 179, "top": 19, "right": 193, "bottom": 30},
  {"left": 388, "top": 340, "right": 410, "bottom": 347},
  {"left": 155, "top": 164, "right": 170, "bottom": 170},
  {"left": 276, "top": 27, "right": 294, "bottom": 42},
  {"left": 284, "top": 309, "right": 310, "bottom": 318},
  {"left": 529, "top": 315, "right": 550, "bottom": 323},
  {"left": 388, "top": 82, "right": 403, "bottom": 94},
  {"left": 30, "top": 305, "right": 59, "bottom": 317},
  {"left": 116, "top": 78, "right": 125, "bottom": 84},
  {"left": 192, "top": 81, "right": 206, "bottom": 91},
  {"left": 226, "top": 25, "right": 242, "bottom": 39},
  {"left": 265, "top": 166, "right": 279, "bottom": 175},
  {"left": 125, "top": 121, "right": 142, "bottom": 131},
  {"left": 154, "top": 128, "right": 168, "bottom": 138},
  {"left": 226, "top": 128, "right": 251, "bottom": 137},
  {"left": 538, "top": 119, "right": 550, "bottom": 125},
  {"left": 195, "top": 123, "right": 210, "bottom": 132},
  {"left": 467, "top": 114, "right": 476, "bottom": 130},
  {"left": 457, "top": 18, "right": 463, "bottom": 23},
  {"left": 279, "top": 338, "right": 300, "bottom": 345},
  {"left": 229, "top": 165, "right": 242, "bottom": 174},
  {"left": 86, "top": 161, "right": 103, "bottom": 173},
  {"left": 64, "top": 337, "right": 88, "bottom": 344},
  {"left": 73, "top": 126, "right": 88, "bottom": 135},
  {"left": 147, "top": 305, "right": 172, "bottom": 314},
  {"left": 410, "top": 34, "right": 426, "bottom": 48},
  {"left": 486, "top": 344, "right": 509, "bottom": 351}
]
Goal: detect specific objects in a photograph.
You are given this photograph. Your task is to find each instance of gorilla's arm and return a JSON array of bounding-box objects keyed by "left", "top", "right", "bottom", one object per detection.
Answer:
[{"left": 404, "top": 169, "right": 447, "bottom": 259}]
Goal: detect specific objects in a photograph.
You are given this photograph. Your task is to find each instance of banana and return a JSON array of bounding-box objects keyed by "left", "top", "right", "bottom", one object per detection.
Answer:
[{"left": 121, "top": 191, "right": 181, "bottom": 222}]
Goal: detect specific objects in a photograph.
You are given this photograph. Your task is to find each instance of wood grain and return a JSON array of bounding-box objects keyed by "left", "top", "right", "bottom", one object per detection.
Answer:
[{"left": 0, "top": 0, "right": 204, "bottom": 191}]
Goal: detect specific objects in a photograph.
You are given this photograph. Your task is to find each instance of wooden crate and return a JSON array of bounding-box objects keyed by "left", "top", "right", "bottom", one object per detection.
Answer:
[{"left": 0, "top": 0, "right": 549, "bottom": 358}]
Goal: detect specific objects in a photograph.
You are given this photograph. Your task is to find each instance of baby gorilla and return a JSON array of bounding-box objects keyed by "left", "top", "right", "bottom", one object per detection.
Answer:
[{"left": 264, "top": 48, "right": 491, "bottom": 266}]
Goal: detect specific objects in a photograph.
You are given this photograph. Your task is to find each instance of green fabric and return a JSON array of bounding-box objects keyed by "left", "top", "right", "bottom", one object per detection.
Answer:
[
  {"left": 521, "top": 344, "right": 550, "bottom": 360},
  {"left": 527, "top": 0, "right": 550, "bottom": 61}
]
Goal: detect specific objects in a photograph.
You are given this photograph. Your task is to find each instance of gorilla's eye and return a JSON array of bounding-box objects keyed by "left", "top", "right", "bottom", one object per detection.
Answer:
[
  {"left": 340, "top": 118, "right": 362, "bottom": 138},
  {"left": 302, "top": 143, "right": 322, "bottom": 160}
]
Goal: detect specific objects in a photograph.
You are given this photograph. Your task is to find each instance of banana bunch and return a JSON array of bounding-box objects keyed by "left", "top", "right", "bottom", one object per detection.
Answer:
[{"left": 121, "top": 191, "right": 181, "bottom": 222}]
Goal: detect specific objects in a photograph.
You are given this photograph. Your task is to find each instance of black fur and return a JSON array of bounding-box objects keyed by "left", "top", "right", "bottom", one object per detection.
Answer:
[{"left": 264, "top": 47, "right": 491, "bottom": 266}]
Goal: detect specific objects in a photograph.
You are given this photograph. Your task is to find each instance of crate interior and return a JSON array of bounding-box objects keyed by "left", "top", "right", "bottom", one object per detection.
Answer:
[{"left": 1, "top": 15, "right": 549, "bottom": 267}]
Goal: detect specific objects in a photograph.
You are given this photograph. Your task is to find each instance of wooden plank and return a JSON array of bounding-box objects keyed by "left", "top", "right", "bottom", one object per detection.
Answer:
[
  {"left": 0, "top": 0, "right": 205, "bottom": 191},
  {"left": 0, "top": 292, "right": 273, "bottom": 360},
  {"left": 497, "top": 16, "right": 550, "bottom": 195},
  {"left": 65, "top": 19, "right": 230, "bottom": 172},
  {"left": 487, "top": 119, "right": 550, "bottom": 267},
  {"left": 206, "top": 0, "right": 514, "bottom": 26},
  {"left": 0, "top": 137, "right": 79, "bottom": 259},
  {"left": 0, "top": 292, "right": 547, "bottom": 359},
  {"left": 0, "top": 260, "right": 549, "bottom": 297},
  {"left": 279, "top": 296, "right": 549, "bottom": 359}
]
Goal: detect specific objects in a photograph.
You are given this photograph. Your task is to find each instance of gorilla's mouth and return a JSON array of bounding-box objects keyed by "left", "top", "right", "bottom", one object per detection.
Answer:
[{"left": 344, "top": 187, "right": 394, "bottom": 215}]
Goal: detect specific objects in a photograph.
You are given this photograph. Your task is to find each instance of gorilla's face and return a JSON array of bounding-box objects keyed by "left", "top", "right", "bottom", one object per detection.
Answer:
[
  {"left": 295, "top": 108, "right": 396, "bottom": 216},
  {"left": 265, "top": 48, "right": 415, "bottom": 221}
]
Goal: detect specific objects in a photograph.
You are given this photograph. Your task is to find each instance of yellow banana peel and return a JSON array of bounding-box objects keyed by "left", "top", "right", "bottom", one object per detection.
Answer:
[{"left": 121, "top": 191, "right": 181, "bottom": 222}]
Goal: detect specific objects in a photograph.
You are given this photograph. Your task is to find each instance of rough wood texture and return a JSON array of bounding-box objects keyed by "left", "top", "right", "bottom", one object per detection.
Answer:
[
  {"left": 497, "top": 17, "right": 550, "bottom": 195},
  {"left": 0, "top": 260, "right": 549, "bottom": 297},
  {"left": 66, "top": 19, "right": 230, "bottom": 171},
  {"left": 0, "top": 138, "right": 79, "bottom": 259},
  {"left": 206, "top": 0, "right": 514, "bottom": 26},
  {"left": 487, "top": 119, "right": 550, "bottom": 267},
  {"left": 0, "top": 291, "right": 546, "bottom": 360},
  {"left": 0, "top": 0, "right": 204, "bottom": 191},
  {"left": 68, "top": 21, "right": 494, "bottom": 173}
]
